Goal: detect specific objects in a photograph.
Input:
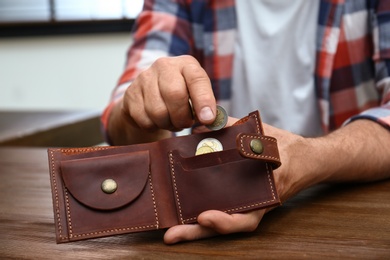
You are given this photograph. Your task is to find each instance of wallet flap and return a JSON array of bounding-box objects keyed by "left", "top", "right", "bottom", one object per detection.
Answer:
[
  {"left": 60, "top": 151, "right": 150, "bottom": 211},
  {"left": 236, "top": 133, "right": 281, "bottom": 169}
]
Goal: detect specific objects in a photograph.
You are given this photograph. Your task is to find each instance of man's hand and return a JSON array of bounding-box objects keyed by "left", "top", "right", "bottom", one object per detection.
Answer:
[
  {"left": 163, "top": 118, "right": 390, "bottom": 244},
  {"left": 164, "top": 209, "right": 266, "bottom": 244},
  {"left": 108, "top": 55, "right": 218, "bottom": 145},
  {"left": 123, "top": 55, "right": 217, "bottom": 132},
  {"left": 163, "top": 117, "right": 285, "bottom": 245}
]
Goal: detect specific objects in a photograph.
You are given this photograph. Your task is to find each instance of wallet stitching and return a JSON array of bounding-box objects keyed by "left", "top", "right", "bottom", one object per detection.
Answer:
[
  {"left": 237, "top": 114, "right": 260, "bottom": 133},
  {"left": 64, "top": 171, "right": 159, "bottom": 240},
  {"left": 252, "top": 113, "right": 261, "bottom": 134},
  {"left": 61, "top": 146, "right": 111, "bottom": 155},
  {"left": 239, "top": 135, "right": 279, "bottom": 162},
  {"left": 147, "top": 171, "right": 160, "bottom": 229},
  {"left": 56, "top": 148, "right": 160, "bottom": 240},
  {"left": 65, "top": 171, "right": 159, "bottom": 239},
  {"left": 52, "top": 147, "right": 109, "bottom": 241},
  {"left": 219, "top": 161, "right": 276, "bottom": 217},
  {"left": 50, "top": 149, "right": 67, "bottom": 241},
  {"left": 238, "top": 135, "right": 278, "bottom": 204},
  {"left": 169, "top": 149, "right": 277, "bottom": 224},
  {"left": 65, "top": 189, "right": 73, "bottom": 238},
  {"left": 169, "top": 152, "right": 185, "bottom": 224},
  {"left": 265, "top": 163, "right": 276, "bottom": 201}
]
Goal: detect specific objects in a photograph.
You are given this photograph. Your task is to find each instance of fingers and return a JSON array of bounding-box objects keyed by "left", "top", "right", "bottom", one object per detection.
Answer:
[
  {"left": 163, "top": 224, "right": 218, "bottom": 245},
  {"left": 155, "top": 57, "right": 194, "bottom": 129},
  {"left": 157, "top": 55, "right": 216, "bottom": 126},
  {"left": 180, "top": 58, "right": 216, "bottom": 124},
  {"left": 164, "top": 209, "right": 265, "bottom": 244},
  {"left": 197, "top": 210, "right": 265, "bottom": 234},
  {"left": 122, "top": 55, "right": 216, "bottom": 132}
]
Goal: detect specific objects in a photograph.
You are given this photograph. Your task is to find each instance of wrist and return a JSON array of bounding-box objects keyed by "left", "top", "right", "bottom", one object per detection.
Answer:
[
  {"left": 272, "top": 119, "right": 390, "bottom": 203},
  {"left": 274, "top": 135, "right": 326, "bottom": 202}
]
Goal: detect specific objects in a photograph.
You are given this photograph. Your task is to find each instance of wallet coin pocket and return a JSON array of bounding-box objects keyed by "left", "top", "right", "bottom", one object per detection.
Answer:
[
  {"left": 56, "top": 150, "right": 160, "bottom": 242},
  {"left": 168, "top": 149, "right": 278, "bottom": 224}
]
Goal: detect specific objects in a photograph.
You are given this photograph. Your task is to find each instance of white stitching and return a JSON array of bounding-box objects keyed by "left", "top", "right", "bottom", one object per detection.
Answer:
[
  {"left": 50, "top": 149, "right": 67, "bottom": 240},
  {"left": 169, "top": 149, "right": 277, "bottom": 224},
  {"left": 61, "top": 146, "right": 110, "bottom": 155},
  {"left": 239, "top": 135, "right": 279, "bottom": 161},
  {"left": 169, "top": 152, "right": 184, "bottom": 224},
  {"left": 72, "top": 225, "right": 156, "bottom": 238},
  {"left": 148, "top": 171, "right": 159, "bottom": 229},
  {"left": 65, "top": 189, "right": 72, "bottom": 238},
  {"left": 68, "top": 173, "right": 159, "bottom": 239},
  {"left": 57, "top": 148, "right": 159, "bottom": 240},
  {"left": 266, "top": 163, "right": 276, "bottom": 201},
  {"left": 251, "top": 113, "right": 261, "bottom": 134}
]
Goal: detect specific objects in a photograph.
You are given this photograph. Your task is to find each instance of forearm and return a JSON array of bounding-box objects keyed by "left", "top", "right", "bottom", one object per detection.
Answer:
[
  {"left": 273, "top": 119, "right": 390, "bottom": 202},
  {"left": 107, "top": 100, "right": 171, "bottom": 145},
  {"left": 313, "top": 120, "right": 390, "bottom": 183}
]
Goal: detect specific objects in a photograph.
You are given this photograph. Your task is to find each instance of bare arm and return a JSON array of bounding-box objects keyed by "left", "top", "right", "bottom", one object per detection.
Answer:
[
  {"left": 164, "top": 118, "right": 390, "bottom": 244},
  {"left": 270, "top": 119, "right": 390, "bottom": 202}
]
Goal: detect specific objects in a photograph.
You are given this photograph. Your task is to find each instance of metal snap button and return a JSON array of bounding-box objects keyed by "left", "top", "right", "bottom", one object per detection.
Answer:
[
  {"left": 250, "top": 139, "right": 263, "bottom": 154},
  {"left": 101, "top": 179, "right": 117, "bottom": 194}
]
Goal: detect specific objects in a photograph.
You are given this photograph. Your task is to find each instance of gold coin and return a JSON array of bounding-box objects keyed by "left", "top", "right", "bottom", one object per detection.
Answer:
[
  {"left": 195, "top": 145, "right": 215, "bottom": 156},
  {"left": 196, "top": 138, "right": 223, "bottom": 152},
  {"left": 206, "top": 105, "right": 228, "bottom": 131}
]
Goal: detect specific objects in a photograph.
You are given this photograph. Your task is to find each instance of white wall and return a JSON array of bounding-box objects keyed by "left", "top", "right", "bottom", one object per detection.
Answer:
[{"left": 0, "top": 33, "right": 132, "bottom": 111}]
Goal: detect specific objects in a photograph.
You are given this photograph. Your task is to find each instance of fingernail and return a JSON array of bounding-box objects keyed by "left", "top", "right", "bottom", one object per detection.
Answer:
[{"left": 200, "top": 107, "right": 214, "bottom": 122}]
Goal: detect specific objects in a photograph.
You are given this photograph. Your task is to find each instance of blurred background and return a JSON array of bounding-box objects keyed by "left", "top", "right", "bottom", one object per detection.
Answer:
[{"left": 0, "top": 0, "right": 144, "bottom": 111}]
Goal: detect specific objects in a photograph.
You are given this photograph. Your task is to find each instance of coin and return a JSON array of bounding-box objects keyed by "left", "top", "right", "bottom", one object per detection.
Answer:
[
  {"left": 196, "top": 138, "right": 223, "bottom": 152},
  {"left": 206, "top": 105, "right": 228, "bottom": 131},
  {"left": 195, "top": 145, "right": 215, "bottom": 156}
]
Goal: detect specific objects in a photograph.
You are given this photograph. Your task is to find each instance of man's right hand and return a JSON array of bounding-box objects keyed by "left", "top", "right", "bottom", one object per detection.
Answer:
[
  {"left": 123, "top": 55, "right": 217, "bottom": 132},
  {"left": 108, "top": 55, "right": 217, "bottom": 145}
]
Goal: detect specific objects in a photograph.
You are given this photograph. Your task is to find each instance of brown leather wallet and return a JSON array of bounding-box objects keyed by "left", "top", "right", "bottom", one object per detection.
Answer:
[{"left": 48, "top": 110, "right": 281, "bottom": 243}]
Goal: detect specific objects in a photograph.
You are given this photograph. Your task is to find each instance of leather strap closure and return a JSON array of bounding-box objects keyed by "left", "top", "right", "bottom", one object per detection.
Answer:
[{"left": 236, "top": 133, "right": 281, "bottom": 169}]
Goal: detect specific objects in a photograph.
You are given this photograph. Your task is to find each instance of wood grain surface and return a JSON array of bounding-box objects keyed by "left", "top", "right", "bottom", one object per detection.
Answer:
[{"left": 0, "top": 147, "right": 389, "bottom": 259}]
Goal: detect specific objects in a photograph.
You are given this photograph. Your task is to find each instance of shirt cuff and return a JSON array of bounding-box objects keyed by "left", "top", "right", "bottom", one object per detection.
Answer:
[{"left": 343, "top": 106, "right": 390, "bottom": 131}]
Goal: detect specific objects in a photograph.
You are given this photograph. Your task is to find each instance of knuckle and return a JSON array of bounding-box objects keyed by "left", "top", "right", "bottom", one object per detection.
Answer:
[
  {"left": 185, "top": 64, "right": 207, "bottom": 81},
  {"left": 128, "top": 110, "right": 155, "bottom": 131},
  {"left": 136, "top": 69, "right": 152, "bottom": 83},
  {"left": 151, "top": 105, "right": 169, "bottom": 121},
  {"left": 153, "top": 57, "right": 172, "bottom": 68},
  {"left": 164, "top": 87, "right": 188, "bottom": 100},
  {"left": 180, "top": 54, "right": 198, "bottom": 63},
  {"left": 182, "top": 64, "right": 211, "bottom": 93},
  {"left": 139, "top": 120, "right": 157, "bottom": 131},
  {"left": 147, "top": 105, "right": 175, "bottom": 130}
]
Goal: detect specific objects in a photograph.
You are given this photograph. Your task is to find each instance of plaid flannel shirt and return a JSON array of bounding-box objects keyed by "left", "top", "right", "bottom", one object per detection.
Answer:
[{"left": 102, "top": 0, "right": 390, "bottom": 137}]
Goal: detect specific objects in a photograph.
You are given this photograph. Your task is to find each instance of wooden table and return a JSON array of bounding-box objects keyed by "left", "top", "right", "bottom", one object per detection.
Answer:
[
  {"left": 1, "top": 147, "right": 389, "bottom": 259},
  {"left": 0, "top": 110, "right": 104, "bottom": 147}
]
